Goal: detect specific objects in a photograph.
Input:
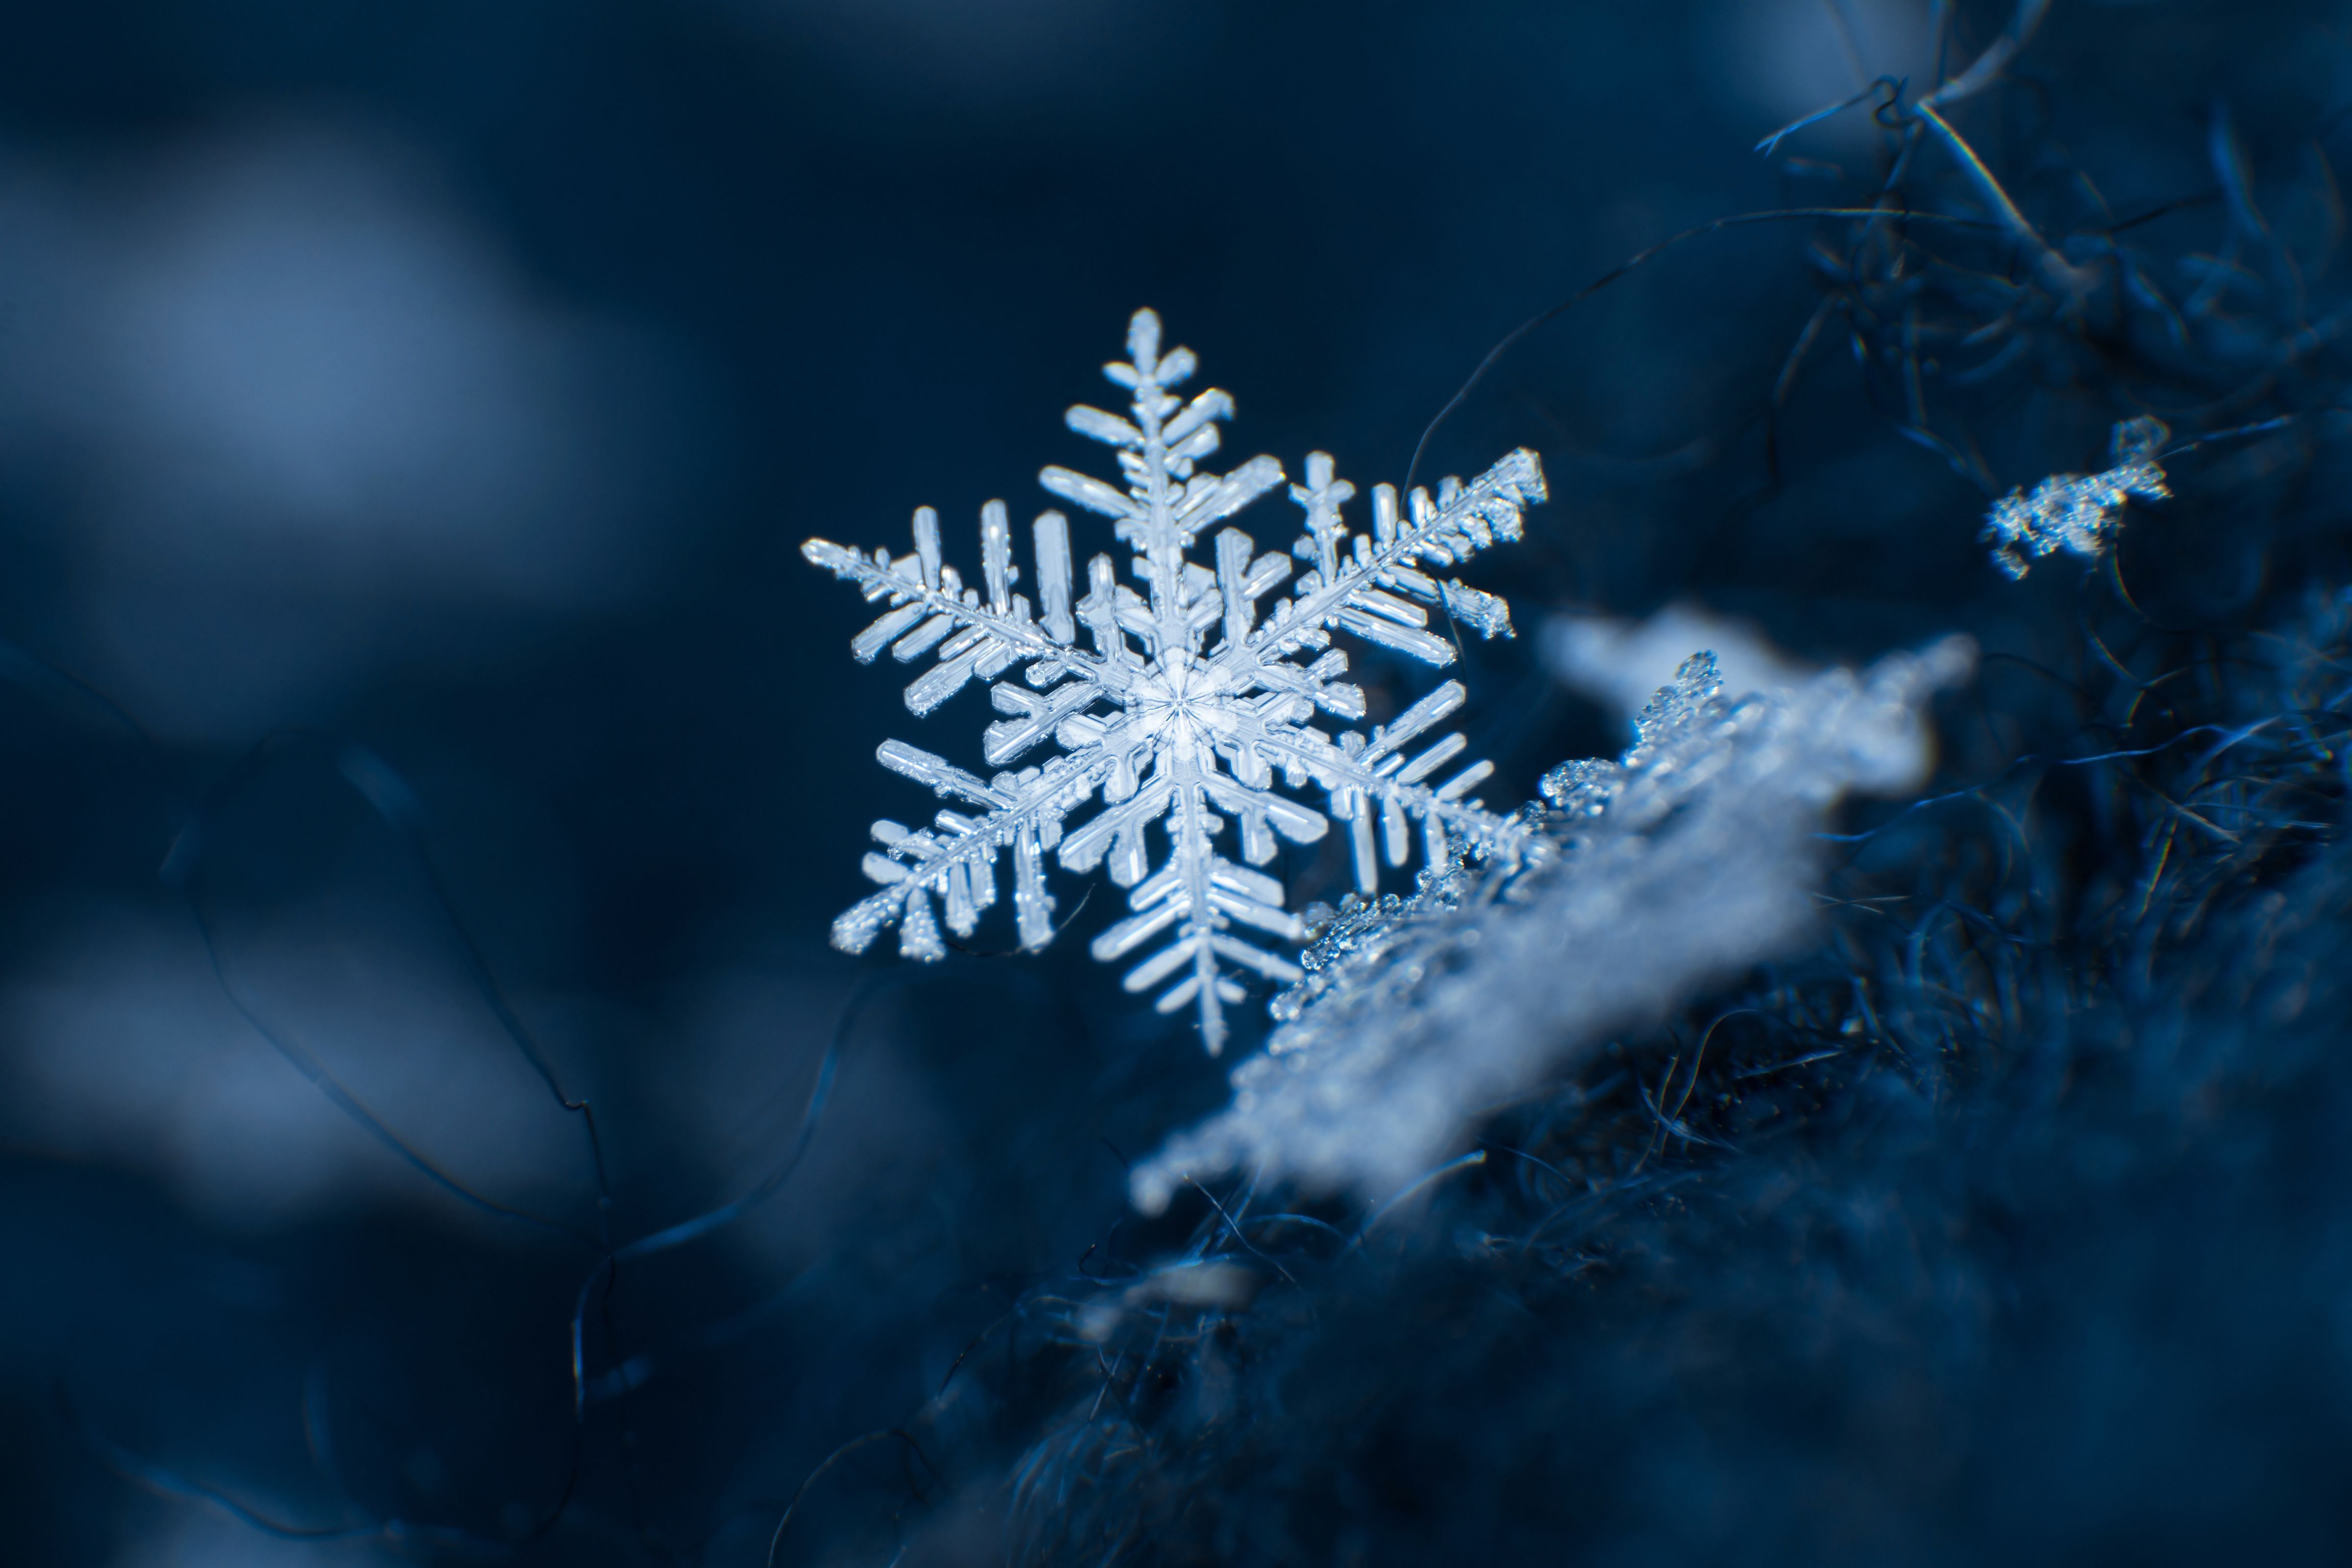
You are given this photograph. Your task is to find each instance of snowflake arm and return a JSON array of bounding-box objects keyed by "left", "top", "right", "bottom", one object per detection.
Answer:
[
  {"left": 1068, "top": 752, "right": 1318, "bottom": 1055},
  {"left": 1194, "top": 445, "right": 1551, "bottom": 892},
  {"left": 827, "top": 739, "right": 1105, "bottom": 960},
  {"left": 1227, "top": 677, "right": 1535, "bottom": 894},
  {"left": 1237, "top": 446, "right": 1546, "bottom": 669},
  {"left": 800, "top": 501, "right": 1117, "bottom": 719},
  {"left": 801, "top": 309, "right": 1550, "bottom": 1053}
]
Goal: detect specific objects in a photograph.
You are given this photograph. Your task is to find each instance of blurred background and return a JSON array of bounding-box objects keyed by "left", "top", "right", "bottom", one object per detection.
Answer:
[{"left": 0, "top": 0, "right": 2343, "bottom": 1562}]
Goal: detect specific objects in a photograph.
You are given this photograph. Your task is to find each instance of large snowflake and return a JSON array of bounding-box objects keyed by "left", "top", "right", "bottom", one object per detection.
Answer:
[{"left": 802, "top": 310, "right": 1547, "bottom": 1052}]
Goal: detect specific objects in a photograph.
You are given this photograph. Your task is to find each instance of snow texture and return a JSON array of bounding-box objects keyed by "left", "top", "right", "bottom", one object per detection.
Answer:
[
  {"left": 803, "top": 310, "right": 1547, "bottom": 1052},
  {"left": 1132, "top": 635, "right": 1976, "bottom": 1211},
  {"left": 1983, "top": 416, "right": 2171, "bottom": 579},
  {"left": 1544, "top": 600, "right": 1816, "bottom": 724}
]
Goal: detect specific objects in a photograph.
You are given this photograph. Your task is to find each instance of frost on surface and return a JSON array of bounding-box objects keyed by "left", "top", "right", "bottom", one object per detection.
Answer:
[
  {"left": 802, "top": 310, "right": 1547, "bottom": 1053},
  {"left": 1131, "top": 636, "right": 1976, "bottom": 1211},
  {"left": 1983, "top": 416, "right": 2171, "bottom": 579}
]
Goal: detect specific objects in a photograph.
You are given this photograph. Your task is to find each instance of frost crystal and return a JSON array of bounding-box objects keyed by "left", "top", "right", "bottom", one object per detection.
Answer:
[
  {"left": 1130, "top": 636, "right": 1976, "bottom": 1210},
  {"left": 802, "top": 310, "right": 1547, "bottom": 1053},
  {"left": 1983, "top": 416, "right": 2171, "bottom": 579}
]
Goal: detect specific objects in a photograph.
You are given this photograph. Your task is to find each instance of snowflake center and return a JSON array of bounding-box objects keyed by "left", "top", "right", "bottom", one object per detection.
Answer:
[{"left": 1131, "top": 659, "right": 1225, "bottom": 753}]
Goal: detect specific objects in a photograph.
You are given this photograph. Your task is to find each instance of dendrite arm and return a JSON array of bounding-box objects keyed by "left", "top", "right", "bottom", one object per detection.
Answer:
[
  {"left": 1238, "top": 447, "right": 1547, "bottom": 672},
  {"left": 803, "top": 501, "right": 1116, "bottom": 714},
  {"left": 832, "top": 740, "right": 1106, "bottom": 959},
  {"left": 1235, "top": 681, "right": 1535, "bottom": 893}
]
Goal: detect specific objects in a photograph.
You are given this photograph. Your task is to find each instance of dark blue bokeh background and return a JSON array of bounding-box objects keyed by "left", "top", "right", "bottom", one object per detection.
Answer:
[{"left": 1, "top": 1, "right": 2345, "bottom": 1563}]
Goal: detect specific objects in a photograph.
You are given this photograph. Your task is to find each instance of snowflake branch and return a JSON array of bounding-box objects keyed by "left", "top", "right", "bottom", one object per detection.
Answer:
[
  {"left": 1235, "top": 684, "right": 1534, "bottom": 892},
  {"left": 802, "top": 502, "right": 1119, "bottom": 715},
  {"left": 1076, "top": 757, "right": 1309, "bottom": 1055},
  {"left": 833, "top": 741, "right": 1107, "bottom": 959},
  {"left": 1237, "top": 447, "right": 1548, "bottom": 671}
]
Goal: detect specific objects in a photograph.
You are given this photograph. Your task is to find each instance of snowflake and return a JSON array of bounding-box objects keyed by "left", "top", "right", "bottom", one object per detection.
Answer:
[
  {"left": 1983, "top": 416, "right": 2171, "bottom": 579},
  {"left": 801, "top": 309, "right": 1548, "bottom": 1053}
]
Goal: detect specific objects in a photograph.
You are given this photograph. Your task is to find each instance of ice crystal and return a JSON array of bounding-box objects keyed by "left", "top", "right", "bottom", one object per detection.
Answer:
[
  {"left": 802, "top": 310, "right": 1548, "bottom": 1053},
  {"left": 1544, "top": 600, "right": 1815, "bottom": 722},
  {"left": 1131, "top": 636, "right": 1976, "bottom": 1210},
  {"left": 1983, "top": 416, "right": 2171, "bottom": 579}
]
